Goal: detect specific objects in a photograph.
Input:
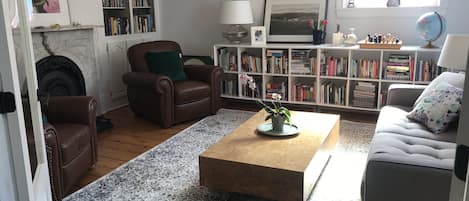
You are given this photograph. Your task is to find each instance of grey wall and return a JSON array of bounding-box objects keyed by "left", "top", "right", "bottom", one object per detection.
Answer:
[{"left": 159, "top": 0, "right": 469, "bottom": 56}]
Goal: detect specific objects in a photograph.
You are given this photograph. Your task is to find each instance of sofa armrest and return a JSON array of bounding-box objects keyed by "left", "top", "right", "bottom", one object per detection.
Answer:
[
  {"left": 43, "top": 123, "right": 63, "bottom": 201},
  {"left": 386, "top": 84, "right": 426, "bottom": 108},
  {"left": 122, "top": 72, "right": 174, "bottom": 94},
  {"left": 44, "top": 96, "right": 97, "bottom": 126},
  {"left": 184, "top": 65, "right": 223, "bottom": 113}
]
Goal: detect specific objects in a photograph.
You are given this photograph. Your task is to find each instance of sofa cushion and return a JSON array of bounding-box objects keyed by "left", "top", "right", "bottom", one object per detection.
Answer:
[
  {"left": 368, "top": 132, "right": 456, "bottom": 170},
  {"left": 54, "top": 124, "right": 91, "bottom": 165},
  {"left": 376, "top": 106, "right": 457, "bottom": 143},
  {"left": 174, "top": 80, "right": 210, "bottom": 105},
  {"left": 407, "top": 82, "right": 463, "bottom": 134},
  {"left": 415, "top": 72, "right": 465, "bottom": 106},
  {"left": 145, "top": 51, "right": 187, "bottom": 82}
]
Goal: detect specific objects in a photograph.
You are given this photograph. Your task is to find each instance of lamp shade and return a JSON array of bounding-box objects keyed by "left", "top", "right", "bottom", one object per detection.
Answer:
[
  {"left": 219, "top": 0, "right": 253, "bottom": 25},
  {"left": 438, "top": 34, "right": 469, "bottom": 70}
]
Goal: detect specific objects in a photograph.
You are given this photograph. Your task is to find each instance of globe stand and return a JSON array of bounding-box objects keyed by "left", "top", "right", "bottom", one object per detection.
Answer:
[{"left": 422, "top": 41, "right": 439, "bottom": 49}]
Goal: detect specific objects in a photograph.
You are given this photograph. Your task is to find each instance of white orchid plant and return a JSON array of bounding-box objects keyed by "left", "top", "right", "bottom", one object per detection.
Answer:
[{"left": 240, "top": 73, "right": 291, "bottom": 124}]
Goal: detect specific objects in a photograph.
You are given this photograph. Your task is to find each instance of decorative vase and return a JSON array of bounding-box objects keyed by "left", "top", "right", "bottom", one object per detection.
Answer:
[
  {"left": 313, "top": 30, "right": 326, "bottom": 45},
  {"left": 271, "top": 115, "right": 285, "bottom": 132}
]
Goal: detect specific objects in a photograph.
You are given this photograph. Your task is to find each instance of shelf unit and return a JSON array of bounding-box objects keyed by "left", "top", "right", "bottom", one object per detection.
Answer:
[
  {"left": 215, "top": 43, "right": 442, "bottom": 112},
  {"left": 102, "top": 0, "right": 157, "bottom": 36}
]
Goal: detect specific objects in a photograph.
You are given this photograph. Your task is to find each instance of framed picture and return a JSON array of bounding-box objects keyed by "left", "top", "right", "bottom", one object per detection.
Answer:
[
  {"left": 28, "top": 0, "right": 70, "bottom": 27},
  {"left": 251, "top": 26, "right": 267, "bottom": 45},
  {"left": 264, "top": 0, "right": 327, "bottom": 42}
]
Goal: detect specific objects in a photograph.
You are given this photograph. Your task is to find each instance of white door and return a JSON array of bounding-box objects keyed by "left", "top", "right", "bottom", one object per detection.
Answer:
[
  {"left": 0, "top": 0, "right": 52, "bottom": 200},
  {"left": 449, "top": 49, "right": 469, "bottom": 201}
]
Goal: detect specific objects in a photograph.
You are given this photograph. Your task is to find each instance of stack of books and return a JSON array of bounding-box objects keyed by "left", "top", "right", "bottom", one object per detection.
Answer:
[
  {"left": 104, "top": 17, "right": 130, "bottom": 36},
  {"left": 352, "top": 82, "right": 377, "bottom": 108},
  {"left": 321, "top": 56, "right": 348, "bottom": 77},
  {"left": 222, "top": 80, "right": 237, "bottom": 96},
  {"left": 292, "top": 82, "right": 315, "bottom": 102},
  {"left": 291, "top": 50, "right": 316, "bottom": 75},
  {"left": 265, "top": 81, "right": 287, "bottom": 100},
  {"left": 241, "top": 52, "right": 262, "bottom": 73},
  {"left": 103, "top": 0, "right": 125, "bottom": 7},
  {"left": 384, "top": 55, "right": 412, "bottom": 80},
  {"left": 134, "top": 15, "right": 154, "bottom": 33},
  {"left": 415, "top": 60, "right": 446, "bottom": 81},
  {"left": 350, "top": 59, "right": 380, "bottom": 79},
  {"left": 217, "top": 48, "right": 237, "bottom": 72},
  {"left": 320, "top": 82, "right": 346, "bottom": 105},
  {"left": 266, "top": 50, "right": 288, "bottom": 74}
]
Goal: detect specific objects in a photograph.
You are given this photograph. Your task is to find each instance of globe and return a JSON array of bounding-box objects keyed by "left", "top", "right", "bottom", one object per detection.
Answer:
[{"left": 416, "top": 12, "right": 447, "bottom": 48}]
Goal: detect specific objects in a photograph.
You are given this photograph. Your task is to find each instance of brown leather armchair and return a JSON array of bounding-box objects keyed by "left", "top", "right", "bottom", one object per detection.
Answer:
[
  {"left": 28, "top": 96, "right": 98, "bottom": 200},
  {"left": 123, "top": 41, "right": 223, "bottom": 128}
]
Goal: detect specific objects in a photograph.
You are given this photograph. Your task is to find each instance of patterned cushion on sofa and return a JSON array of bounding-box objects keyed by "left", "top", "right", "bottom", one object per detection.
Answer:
[{"left": 407, "top": 82, "right": 463, "bottom": 134}]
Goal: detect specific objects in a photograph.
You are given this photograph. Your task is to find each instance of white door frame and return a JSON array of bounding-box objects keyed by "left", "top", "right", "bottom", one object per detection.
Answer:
[{"left": 0, "top": 0, "right": 51, "bottom": 200}]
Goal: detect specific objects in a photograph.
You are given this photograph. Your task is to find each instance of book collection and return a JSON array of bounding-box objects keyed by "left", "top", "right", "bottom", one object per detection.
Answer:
[
  {"left": 241, "top": 52, "right": 262, "bottom": 73},
  {"left": 350, "top": 59, "right": 380, "bottom": 79},
  {"left": 351, "top": 82, "right": 377, "bottom": 108},
  {"left": 134, "top": 15, "right": 154, "bottom": 33},
  {"left": 384, "top": 54, "right": 412, "bottom": 80},
  {"left": 266, "top": 50, "right": 288, "bottom": 74},
  {"left": 104, "top": 17, "right": 130, "bottom": 36},
  {"left": 291, "top": 50, "right": 317, "bottom": 75},
  {"left": 414, "top": 60, "right": 446, "bottom": 81},
  {"left": 321, "top": 56, "right": 348, "bottom": 77},
  {"left": 102, "top": 0, "right": 126, "bottom": 7},
  {"left": 133, "top": 0, "right": 151, "bottom": 7},
  {"left": 292, "top": 82, "right": 316, "bottom": 102},
  {"left": 265, "top": 81, "right": 287, "bottom": 100},
  {"left": 320, "top": 82, "right": 346, "bottom": 105},
  {"left": 217, "top": 49, "right": 237, "bottom": 72},
  {"left": 222, "top": 79, "right": 237, "bottom": 97},
  {"left": 241, "top": 78, "right": 262, "bottom": 98}
]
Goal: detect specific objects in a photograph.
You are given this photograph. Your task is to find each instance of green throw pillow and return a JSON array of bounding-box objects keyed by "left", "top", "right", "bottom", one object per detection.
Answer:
[{"left": 145, "top": 51, "right": 187, "bottom": 82}]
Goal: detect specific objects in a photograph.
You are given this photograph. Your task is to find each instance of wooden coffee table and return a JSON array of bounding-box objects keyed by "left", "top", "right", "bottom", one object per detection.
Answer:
[{"left": 199, "top": 110, "right": 340, "bottom": 201}]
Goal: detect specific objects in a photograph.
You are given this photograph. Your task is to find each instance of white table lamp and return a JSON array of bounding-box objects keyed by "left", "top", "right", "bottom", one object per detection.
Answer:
[
  {"left": 219, "top": 0, "right": 253, "bottom": 44},
  {"left": 438, "top": 34, "right": 469, "bottom": 70}
]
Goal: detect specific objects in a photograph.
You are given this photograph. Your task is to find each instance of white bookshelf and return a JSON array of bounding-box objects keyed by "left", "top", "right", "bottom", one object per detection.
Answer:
[
  {"left": 102, "top": 0, "right": 158, "bottom": 36},
  {"left": 215, "top": 43, "right": 442, "bottom": 112}
]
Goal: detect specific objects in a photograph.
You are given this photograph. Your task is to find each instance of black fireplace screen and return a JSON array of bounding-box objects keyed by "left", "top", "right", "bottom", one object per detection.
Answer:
[{"left": 36, "top": 55, "right": 86, "bottom": 97}]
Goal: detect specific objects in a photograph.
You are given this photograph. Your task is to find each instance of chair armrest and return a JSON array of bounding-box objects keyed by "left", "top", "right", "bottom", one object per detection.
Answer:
[
  {"left": 44, "top": 96, "right": 97, "bottom": 126},
  {"left": 43, "top": 123, "right": 64, "bottom": 201},
  {"left": 184, "top": 65, "right": 223, "bottom": 85},
  {"left": 387, "top": 84, "right": 426, "bottom": 108},
  {"left": 122, "top": 72, "right": 174, "bottom": 94}
]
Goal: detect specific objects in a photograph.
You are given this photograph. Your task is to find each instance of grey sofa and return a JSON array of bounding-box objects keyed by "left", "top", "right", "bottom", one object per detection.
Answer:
[{"left": 361, "top": 84, "right": 458, "bottom": 201}]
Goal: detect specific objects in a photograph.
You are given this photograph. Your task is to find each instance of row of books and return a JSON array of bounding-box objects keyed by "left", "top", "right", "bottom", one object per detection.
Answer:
[
  {"left": 104, "top": 17, "right": 130, "bottom": 36},
  {"left": 384, "top": 54, "right": 411, "bottom": 80},
  {"left": 350, "top": 59, "right": 380, "bottom": 79},
  {"left": 266, "top": 50, "right": 288, "bottom": 74},
  {"left": 134, "top": 15, "right": 154, "bottom": 33},
  {"left": 291, "top": 50, "right": 316, "bottom": 75},
  {"left": 102, "top": 0, "right": 126, "bottom": 7},
  {"left": 241, "top": 79, "right": 262, "bottom": 98},
  {"left": 265, "top": 82, "right": 287, "bottom": 100},
  {"left": 133, "top": 0, "right": 151, "bottom": 7},
  {"left": 241, "top": 52, "right": 262, "bottom": 73},
  {"left": 351, "top": 82, "right": 377, "bottom": 108},
  {"left": 321, "top": 56, "right": 348, "bottom": 77},
  {"left": 222, "top": 80, "right": 238, "bottom": 97},
  {"left": 217, "top": 49, "right": 237, "bottom": 72},
  {"left": 292, "top": 83, "right": 316, "bottom": 102},
  {"left": 414, "top": 60, "right": 446, "bottom": 81},
  {"left": 320, "top": 82, "right": 346, "bottom": 105}
]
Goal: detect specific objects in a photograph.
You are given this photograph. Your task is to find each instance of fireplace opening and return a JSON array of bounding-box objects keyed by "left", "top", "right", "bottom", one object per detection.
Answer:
[{"left": 36, "top": 55, "right": 86, "bottom": 96}]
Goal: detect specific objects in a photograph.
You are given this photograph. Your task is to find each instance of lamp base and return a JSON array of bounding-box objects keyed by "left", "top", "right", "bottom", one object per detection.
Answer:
[
  {"left": 223, "top": 24, "right": 248, "bottom": 44},
  {"left": 422, "top": 41, "right": 439, "bottom": 49}
]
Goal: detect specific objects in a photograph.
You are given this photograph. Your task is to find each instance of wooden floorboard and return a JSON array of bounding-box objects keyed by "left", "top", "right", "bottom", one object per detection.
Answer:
[{"left": 74, "top": 101, "right": 378, "bottom": 194}]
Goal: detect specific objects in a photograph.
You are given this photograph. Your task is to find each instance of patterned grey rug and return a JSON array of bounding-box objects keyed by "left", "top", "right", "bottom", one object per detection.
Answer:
[{"left": 64, "top": 109, "right": 375, "bottom": 201}]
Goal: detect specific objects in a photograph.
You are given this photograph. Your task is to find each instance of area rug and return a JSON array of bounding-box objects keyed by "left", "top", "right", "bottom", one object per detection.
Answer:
[{"left": 64, "top": 109, "right": 375, "bottom": 201}]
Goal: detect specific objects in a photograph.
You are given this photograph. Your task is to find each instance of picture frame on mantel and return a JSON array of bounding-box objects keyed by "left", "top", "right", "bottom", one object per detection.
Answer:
[
  {"left": 28, "top": 0, "right": 71, "bottom": 27},
  {"left": 264, "top": 0, "right": 326, "bottom": 43}
]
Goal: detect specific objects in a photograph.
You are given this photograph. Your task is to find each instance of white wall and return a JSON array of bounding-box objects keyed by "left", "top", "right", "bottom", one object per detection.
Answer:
[
  {"left": 68, "top": 0, "right": 103, "bottom": 26},
  {"left": 0, "top": 116, "right": 17, "bottom": 201},
  {"left": 159, "top": 0, "right": 469, "bottom": 56}
]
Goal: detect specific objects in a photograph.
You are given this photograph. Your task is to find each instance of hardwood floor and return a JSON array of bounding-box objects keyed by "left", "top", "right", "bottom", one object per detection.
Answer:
[{"left": 74, "top": 101, "right": 378, "bottom": 193}]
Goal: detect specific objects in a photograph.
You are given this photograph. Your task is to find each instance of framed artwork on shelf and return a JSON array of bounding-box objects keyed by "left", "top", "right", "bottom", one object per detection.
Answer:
[
  {"left": 28, "top": 0, "right": 70, "bottom": 27},
  {"left": 251, "top": 26, "right": 267, "bottom": 46},
  {"left": 264, "top": 0, "right": 326, "bottom": 43}
]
